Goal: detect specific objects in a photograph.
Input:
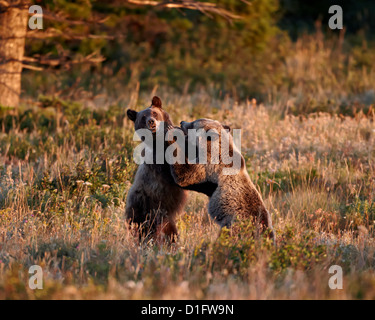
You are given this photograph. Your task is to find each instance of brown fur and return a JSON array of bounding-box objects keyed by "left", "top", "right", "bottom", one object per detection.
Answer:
[
  {"left": 169, "top": 119, "right": 275, "bottom": 241},
  {"left": 126, "top": 97, "right": 218, "bottom": 243},
  {"left": 125, "top": 96, "right": 187, "bottom": 242}
]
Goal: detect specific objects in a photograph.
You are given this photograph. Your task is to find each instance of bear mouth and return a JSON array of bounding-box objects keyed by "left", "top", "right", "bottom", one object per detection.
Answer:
[{"left": 146, "top": 122, "right": 157, "bottom": 133}]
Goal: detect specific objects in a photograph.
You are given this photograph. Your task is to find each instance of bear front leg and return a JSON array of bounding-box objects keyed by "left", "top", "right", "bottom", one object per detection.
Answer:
[
  {"left": 125, "top": 191, "right": 157, "bottom": 241},
  {"left": 171, "top": 163, "right": 207, "bottom": 187}
]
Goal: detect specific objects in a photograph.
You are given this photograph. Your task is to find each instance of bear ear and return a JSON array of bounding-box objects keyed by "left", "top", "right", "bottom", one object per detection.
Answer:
[
  {"left": 223, "top": 124, "right": 231, "bottom": 132},
  {"left": 127, "top": 109, "right": 138, "bottom": 122},
  {"left": 151, "top": 96, "right": 162, "bottom": 108}
]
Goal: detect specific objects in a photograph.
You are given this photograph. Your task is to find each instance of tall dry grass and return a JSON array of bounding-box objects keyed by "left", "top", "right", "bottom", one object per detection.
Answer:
[{"left": 0, "top": 90, "right": 374, "bottom": 299}]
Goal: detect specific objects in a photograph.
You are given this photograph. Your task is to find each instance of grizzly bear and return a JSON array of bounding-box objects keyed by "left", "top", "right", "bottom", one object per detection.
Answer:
[
  {"left": 167, "top": 118, "right": 275, "bottom": 241},
  {"left": 126, "top": 97, "right": 217, "bottom": 242}
]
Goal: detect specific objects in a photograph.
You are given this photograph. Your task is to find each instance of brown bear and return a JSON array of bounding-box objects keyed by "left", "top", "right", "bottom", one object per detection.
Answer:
[
  {"left": 126, "top": 97, "right": 217, "bottom": 242},
  {"left": 167, "top": 118, "right": 275, "bottom": 241}
]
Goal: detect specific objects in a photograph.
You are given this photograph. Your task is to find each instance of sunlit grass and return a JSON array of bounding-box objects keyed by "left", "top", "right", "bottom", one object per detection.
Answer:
[{"left": 0, "top": 85, "right": 374, "bottom": 299}]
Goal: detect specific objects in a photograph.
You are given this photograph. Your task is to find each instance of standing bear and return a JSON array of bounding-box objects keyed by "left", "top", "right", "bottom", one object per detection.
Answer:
[
  {"left": 126, "top": 97, "right": 217, "bottom": 242},
  {"left": 167, "top": 118, "right": 275, "bottom": 241}
]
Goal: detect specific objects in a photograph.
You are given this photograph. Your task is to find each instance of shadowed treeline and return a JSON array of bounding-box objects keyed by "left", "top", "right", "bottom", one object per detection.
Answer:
[{"left": 17, "top": 0, "right": 375, "bottom": 113}]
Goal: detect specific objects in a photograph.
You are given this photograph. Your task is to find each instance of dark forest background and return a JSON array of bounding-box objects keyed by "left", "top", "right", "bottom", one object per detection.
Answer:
[{"left": 17, "top": 0, "right": 375, "bottom": 113}]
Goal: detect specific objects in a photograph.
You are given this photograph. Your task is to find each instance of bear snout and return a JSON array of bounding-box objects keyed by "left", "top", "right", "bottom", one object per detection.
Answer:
[{"left": 147, "top": 118, "right": 156, "bottom": 130}]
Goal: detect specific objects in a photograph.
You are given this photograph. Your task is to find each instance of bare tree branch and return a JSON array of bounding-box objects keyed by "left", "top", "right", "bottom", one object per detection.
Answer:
[
  {"left": 40, "top": 9, "right": 108, "bottom": 26},
  {"left": 21, "top": 64, "right": 43, "bottom": 71},
  {"left": 25, "top": 0, "right": 242, "bottom": 28},
  {"left": 125, "top": 0, "right": 242, "bottom": 20},
  {"left": 27, "top": 28, "right": 116, "bottom": 40},
  {"left": 2, "top": 51, "right": 106, "bottom": 71},
  {"left": 22, "top": 51, "right": 106, "bottom": 70}
]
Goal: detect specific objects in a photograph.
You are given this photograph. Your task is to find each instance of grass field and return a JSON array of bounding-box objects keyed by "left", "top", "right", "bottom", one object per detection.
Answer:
[
  {"left": 0, "top": 89, "right": 374, "bottom": 299},
  {"left": 0, "top": 32, "right": 375, "bottom": 299}
]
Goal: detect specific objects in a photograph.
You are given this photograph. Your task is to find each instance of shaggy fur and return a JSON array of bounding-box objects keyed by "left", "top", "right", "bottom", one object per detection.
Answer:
[
  {"left": 125, "top": 96, "right": 187, "bottom": 241},
  {"left": 126, "top": 97, "right": 218, "bottom": 242},
  {"left": 169, "top": 119, "right": 275, "bottom": 241}
]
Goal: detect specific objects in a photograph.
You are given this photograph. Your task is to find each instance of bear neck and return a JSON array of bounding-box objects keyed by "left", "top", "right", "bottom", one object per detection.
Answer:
[{"left": 145, "top": 136, "right": 176, "bottom": 183}]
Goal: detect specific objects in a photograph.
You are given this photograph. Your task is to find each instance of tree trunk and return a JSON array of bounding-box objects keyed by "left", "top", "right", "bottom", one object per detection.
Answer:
[{"left": 0, "top": 1, "right": 29, "bottom": 107}]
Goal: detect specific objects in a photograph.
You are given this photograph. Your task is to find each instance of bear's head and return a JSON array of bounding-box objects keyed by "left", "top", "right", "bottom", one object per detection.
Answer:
[
  {"left": 180, "top": 118, "right": 230, "bottom": 135},
  {"left": 179, "top": 118, "right": 243, "bottom": 174},
  {"left": 180, "top": 119, "right": 230, "bottom": 148},
  {"left": 127, "top": 96, "right": 173, "bottom": 134},
  {"left": 180, "top": 119, "right": 233, "bottom": 164}
]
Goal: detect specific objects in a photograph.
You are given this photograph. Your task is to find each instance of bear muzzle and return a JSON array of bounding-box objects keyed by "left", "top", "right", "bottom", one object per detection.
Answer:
[{"left": 147, "top": 118, "right": 157, "bottom": 131}]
